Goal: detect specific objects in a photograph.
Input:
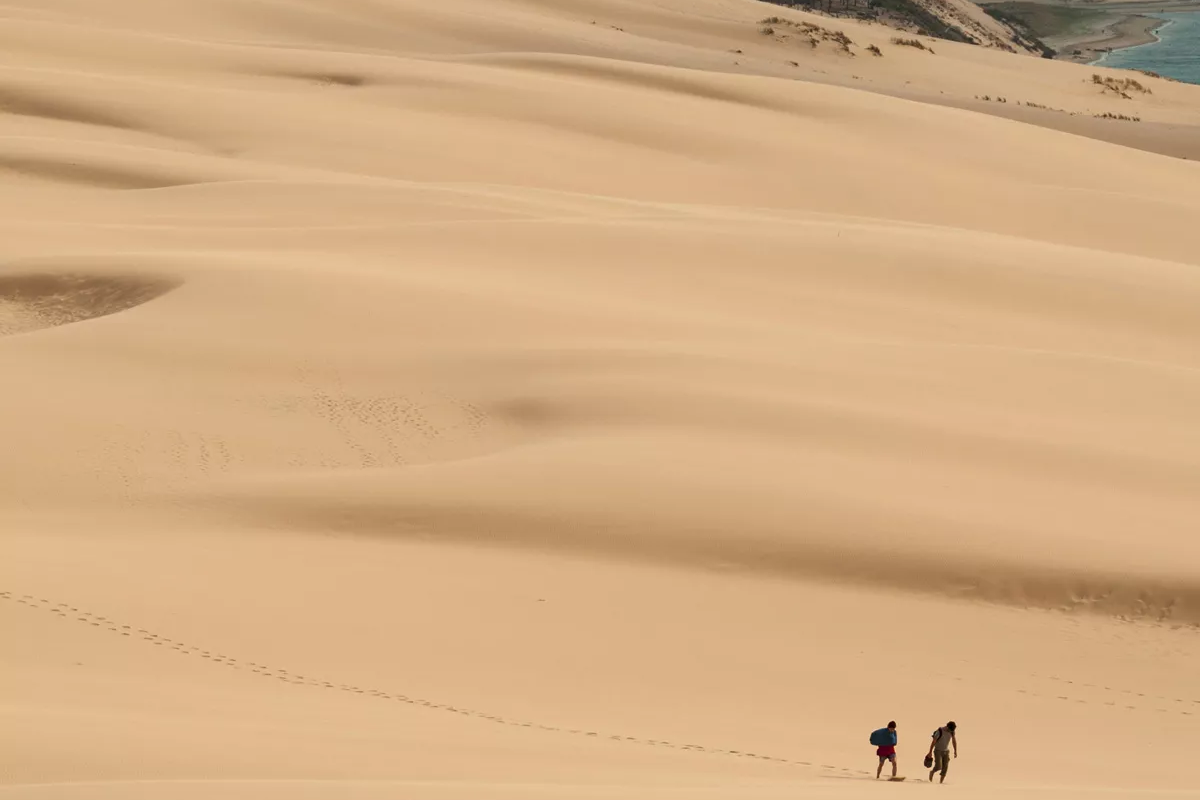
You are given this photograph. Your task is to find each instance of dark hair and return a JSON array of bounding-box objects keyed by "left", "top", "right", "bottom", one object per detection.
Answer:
[
  {"left": 947, "top": 721, "right": 956, "bottom": 731},
  {"left": 888, "top": 721, "right": 897, "bottom": 728}
]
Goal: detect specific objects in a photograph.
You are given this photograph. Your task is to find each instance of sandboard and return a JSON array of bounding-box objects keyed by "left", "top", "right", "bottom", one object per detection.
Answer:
[{"left": 888, "top": 776, "right": 907, "bottom": 781}]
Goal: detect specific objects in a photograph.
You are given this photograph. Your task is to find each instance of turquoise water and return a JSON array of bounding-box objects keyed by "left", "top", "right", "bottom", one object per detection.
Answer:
[{"left": 1094, "top": 13, "right": 1200, "bottom": 85}]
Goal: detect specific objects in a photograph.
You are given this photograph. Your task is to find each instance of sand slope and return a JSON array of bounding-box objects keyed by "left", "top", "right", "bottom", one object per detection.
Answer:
[{"left": 2, "top": 1, "right": 1199, "bottom": 798}]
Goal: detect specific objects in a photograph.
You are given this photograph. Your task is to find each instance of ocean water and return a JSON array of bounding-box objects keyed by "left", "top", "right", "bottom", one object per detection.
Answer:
[{"left": 1095, "top": 12, "right": 1200, "bottom": 86}]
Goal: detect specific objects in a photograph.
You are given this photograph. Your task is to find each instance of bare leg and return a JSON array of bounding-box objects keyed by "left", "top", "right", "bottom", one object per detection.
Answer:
[
  {"left": 891, "top": 757, "right": 898, "bottom": 778},
  {"left": 877, "top": 758, "right": 884, "bottom": 779}
]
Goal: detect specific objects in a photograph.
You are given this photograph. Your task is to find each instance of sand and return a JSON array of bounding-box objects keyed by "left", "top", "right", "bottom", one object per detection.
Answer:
[{"left": 2, "top": 1, "right": 1199, "bottom": 799}]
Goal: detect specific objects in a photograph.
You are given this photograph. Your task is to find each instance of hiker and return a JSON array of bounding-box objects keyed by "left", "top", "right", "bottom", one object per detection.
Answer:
[
  {"left": 871, "top": 720, "right": 898, "bottom": 779},
  {"left": 925, "top": 721, "right": 957, "bottom": 783}
]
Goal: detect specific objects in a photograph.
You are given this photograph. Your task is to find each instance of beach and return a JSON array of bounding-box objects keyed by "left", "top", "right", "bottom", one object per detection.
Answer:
[
  {"left": 1053, "top": 13, "right": 1168, "bottom": 63},
  {"left": 1099, "top": 11, "right": 1200, "bottom": 83},
  {"left": 977, "top": 0, "right": 1200, "bottom": 67},
  {"left": 2, "top": 2, "right": 1200, "bottom": 800}
]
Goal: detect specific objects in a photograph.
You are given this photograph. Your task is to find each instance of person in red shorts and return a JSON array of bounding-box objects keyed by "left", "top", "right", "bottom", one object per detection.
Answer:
[{"left": 875, "top": 720, "right": 898, "bottom": 779}]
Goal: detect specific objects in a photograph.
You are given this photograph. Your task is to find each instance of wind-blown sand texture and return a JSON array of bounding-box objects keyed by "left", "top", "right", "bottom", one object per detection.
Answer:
[{"left": 2, "top": 1, "right": 1199, "bottom": 799}]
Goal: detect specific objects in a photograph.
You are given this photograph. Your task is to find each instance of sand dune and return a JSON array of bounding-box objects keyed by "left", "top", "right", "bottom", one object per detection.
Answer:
[{"left": 2, "top": 0, "right": 1198, "bottom": 798}]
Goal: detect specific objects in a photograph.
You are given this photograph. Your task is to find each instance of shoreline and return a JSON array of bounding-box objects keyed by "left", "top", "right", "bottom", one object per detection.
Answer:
[
  {"left": 1091, "top": 15, "right": 1175, "bottom": 64},
  {"left": 1052, "top": 13, "right": 1168, "bottom": 64}
]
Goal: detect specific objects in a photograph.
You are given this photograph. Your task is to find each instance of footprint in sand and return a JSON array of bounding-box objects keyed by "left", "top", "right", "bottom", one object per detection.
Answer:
[{"left": 7, "top": 590, "right": 865, "bottom": 776}]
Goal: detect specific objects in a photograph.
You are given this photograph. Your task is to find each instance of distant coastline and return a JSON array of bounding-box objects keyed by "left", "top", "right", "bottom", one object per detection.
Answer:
[
  {"left": 1089, "top": 16, "right": 1173, "bottom": 64},
  {"left": 977, "top": 0, "right": 1200, "bottom": 66},
  {"left": 1058, "top": 14, "right": 1169, "bottom": 64},
  {"left": 1093, "top": 10, "right": 1200, "bottom": 83}
]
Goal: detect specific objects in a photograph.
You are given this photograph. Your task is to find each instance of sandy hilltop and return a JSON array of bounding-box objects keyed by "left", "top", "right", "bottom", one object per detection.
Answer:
[{"left": 2, "top": 1, "right": 1200, "bottom": 799}]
